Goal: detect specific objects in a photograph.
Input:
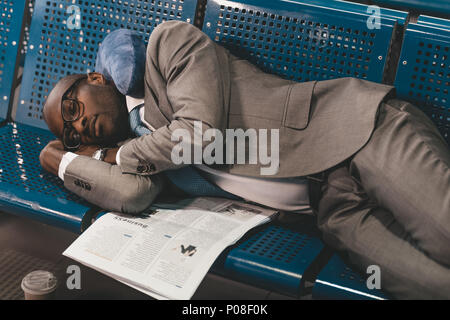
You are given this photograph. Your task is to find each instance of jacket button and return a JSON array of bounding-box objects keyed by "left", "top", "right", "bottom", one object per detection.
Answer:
[{"left": 137, "top": 162, "right": 156, "bottom": 173}]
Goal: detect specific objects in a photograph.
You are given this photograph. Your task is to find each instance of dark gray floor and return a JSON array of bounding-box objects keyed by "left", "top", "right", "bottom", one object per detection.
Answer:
[{"left": 0, "top": 211, "right": 293, "bottom": 300}]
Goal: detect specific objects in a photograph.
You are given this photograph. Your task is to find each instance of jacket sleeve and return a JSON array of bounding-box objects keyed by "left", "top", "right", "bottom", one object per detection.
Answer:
[
  {"left": 117, "top": 20, "right": 231, "bottom": 176},
  {"left": 63, "top": 156, "right": 165, "bottom": 215}
]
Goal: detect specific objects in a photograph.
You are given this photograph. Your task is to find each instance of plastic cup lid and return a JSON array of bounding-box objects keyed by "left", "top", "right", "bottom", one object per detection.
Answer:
[{"left": 21, "top": 270, "right": 58, "bottom": 295}]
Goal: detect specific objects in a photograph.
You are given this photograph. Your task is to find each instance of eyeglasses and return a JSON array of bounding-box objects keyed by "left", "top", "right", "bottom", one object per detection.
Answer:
[{"left": 61, "top": 77, "right": 86, "bottom": 150}]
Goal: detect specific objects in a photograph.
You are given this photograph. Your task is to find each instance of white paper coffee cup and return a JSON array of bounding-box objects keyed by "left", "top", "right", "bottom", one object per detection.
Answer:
[{"left": 21, "top": 270, "right": 58, "bottom": 300}]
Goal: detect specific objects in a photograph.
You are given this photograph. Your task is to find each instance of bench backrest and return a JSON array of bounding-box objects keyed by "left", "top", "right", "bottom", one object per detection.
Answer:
[
  {"left": 15, "top": 0, "right": 198, "bottom": 130},
  {"left": 0, "top": 0, "right": 27, "bottom": 120},
  {"left": 395, "top": 15, "right": 449, "bottom": 142},
  {"left": 202, "top": 0, "right": 407, "bottom": 84}
]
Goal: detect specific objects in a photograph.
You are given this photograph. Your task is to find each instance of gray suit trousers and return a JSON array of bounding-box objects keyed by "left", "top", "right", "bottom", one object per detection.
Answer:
[{"left": 316, "top": 99, "right": 450, "bottom": 299}]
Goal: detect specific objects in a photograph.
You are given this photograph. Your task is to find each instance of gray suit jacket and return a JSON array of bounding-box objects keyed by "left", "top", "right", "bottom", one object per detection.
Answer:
[{"left": 64, "top": 20, "right": 394, "bottom": 213}]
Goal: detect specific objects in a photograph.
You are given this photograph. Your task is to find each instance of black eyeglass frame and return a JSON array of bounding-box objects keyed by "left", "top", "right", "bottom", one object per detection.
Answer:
[{"left": 61, "top": 77, "right": 86, "bottom": 151}]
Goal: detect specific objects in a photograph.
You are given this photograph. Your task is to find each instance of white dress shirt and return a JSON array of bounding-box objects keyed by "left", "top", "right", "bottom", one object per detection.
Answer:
[{"left": 59, "top": 96, "right": 312, "bottom": 214}]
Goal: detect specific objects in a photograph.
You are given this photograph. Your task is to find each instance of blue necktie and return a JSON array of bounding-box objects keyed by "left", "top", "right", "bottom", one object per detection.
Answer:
[{"left": 129, "top": 106, "right": 239, "bottom": 199}]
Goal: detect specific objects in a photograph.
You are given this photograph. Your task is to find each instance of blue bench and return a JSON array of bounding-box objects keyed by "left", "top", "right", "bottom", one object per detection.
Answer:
[
  {"left": 0, "top": 0, "right": 198, "bottom": 233},
  {"left": 395, "top": 15, "right": 450, "bottom": 143},
  {"left": 1, "top": 0, "right": 448, "bottom": 300},
  {"left": 0, "top": 0, "right": 27, "bottom": 122}
]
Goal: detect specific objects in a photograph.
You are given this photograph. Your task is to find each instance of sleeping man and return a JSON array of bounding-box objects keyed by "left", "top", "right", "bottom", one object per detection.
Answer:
[{"left": 39, "top": 21, "right": 450, "bottom": 299}]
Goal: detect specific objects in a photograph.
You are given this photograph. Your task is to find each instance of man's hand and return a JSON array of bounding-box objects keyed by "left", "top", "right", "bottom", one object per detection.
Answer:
[
  {"left": 104, "top": 147, "right": 119, "bottom": 165},
  {"left": 39, "top": 140, "right": 66, "bottom": 176}
]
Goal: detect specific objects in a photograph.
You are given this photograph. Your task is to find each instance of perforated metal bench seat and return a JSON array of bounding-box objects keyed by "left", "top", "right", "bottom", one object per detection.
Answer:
[
  {"left": 0, "top": 122, "right": 97, "bottom": 232},
  {"left": 210, "top": 222, "right": 388, "bottom": 300},
  {"left": 395, "top": 15, "right": 450, "bottom": 143},
  {"left": 213, "top": 222, "right": 324, "bottom": 298}
]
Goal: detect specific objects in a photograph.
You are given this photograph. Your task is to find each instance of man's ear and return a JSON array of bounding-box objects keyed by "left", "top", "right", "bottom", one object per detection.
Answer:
[{"left": 87, "top": 72, "right": 107, "bottom": 85}]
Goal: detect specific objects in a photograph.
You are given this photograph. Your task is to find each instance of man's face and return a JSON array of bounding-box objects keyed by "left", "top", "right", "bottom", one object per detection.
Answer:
[{"left": 44, "top": 73, "right": 129, "bottom": 149}]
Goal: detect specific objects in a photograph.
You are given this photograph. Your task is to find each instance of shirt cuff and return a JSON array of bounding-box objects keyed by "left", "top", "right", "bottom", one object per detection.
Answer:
[
  {"left": 116, "top": 145, "right": 123, "bottom": 166},
  {"left": 58, "top": 152, "right": 79, "bottom": 181}
]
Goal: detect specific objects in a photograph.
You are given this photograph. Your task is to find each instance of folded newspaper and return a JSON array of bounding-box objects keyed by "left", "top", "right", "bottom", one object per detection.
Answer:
[{"left": 63, "top": 197, "right": 278, "bottom": 300}]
